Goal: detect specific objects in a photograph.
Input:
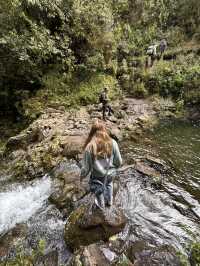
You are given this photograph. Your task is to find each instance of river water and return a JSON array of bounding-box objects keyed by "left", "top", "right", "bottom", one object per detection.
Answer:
[
  {"left": 120, "top": 120, "right": 200, "bottom": 254},
  {"left": 0, "top": 120, "right": 199, "bottom": 263}
]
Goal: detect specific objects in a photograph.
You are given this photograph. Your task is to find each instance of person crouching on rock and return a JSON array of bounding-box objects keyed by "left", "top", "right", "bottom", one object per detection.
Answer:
[{"left": 80, "top": 120, "right": 122, "bottom": 209}]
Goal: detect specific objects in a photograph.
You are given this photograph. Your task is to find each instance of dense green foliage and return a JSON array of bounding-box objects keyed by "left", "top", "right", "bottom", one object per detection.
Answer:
[
  {"left": 0, "top": 0, "right": 199, "bottom": 120},
  {"left": 22, "top": 73, "right": 120, "bottom": 119},
  {"left": 126, "top": 54, "right": 200, "bottom": 102}
]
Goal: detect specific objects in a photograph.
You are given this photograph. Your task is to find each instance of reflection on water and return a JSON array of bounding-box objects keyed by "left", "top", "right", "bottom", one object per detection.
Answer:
[
  {"left": 123, "top": 120, "right": 200, "bottom": 202},
  {"left": 149, "top": 121, "right": 200, "bottom": 203},
  {"left": 121, "top": 120, "right": 200, "bottom": 253}
]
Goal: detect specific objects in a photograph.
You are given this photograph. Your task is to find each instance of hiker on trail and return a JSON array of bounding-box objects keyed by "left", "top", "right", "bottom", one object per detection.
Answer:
[
  {"left": 146, "top": 43, "right": 158, "bottom": 67},
  {"left": 99, "top": 87, "right": 114, "bottom": 121},
  {"left": 159, "top": 39, "right": 167, "bottom": 57},
  {"left": 80, "top": 120, "right": 122, "bottom": 209}
]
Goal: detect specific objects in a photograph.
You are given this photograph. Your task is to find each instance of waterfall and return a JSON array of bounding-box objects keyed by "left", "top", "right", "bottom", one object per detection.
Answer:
[{"left": 0, "top": 176, "right": 51, "bottom": 235}]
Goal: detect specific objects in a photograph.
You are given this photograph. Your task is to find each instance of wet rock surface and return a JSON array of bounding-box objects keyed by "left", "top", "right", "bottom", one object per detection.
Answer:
[
  {"left": 64, "top": 198, "right": 127, "bottom": 250},
  {"left": 34, "top": 250, "right": 59, "bottom": 266},
  {"left": 0, "top": 224, "right": 28, "bottom": 259},
  {"left": 1, "top": 101, "right": 200, "bottom": 265},
  {"left": 68, "top": 244, "right": 113, "bottom": 266},
  {"left": 187, "top": 106, "right": 200, "bottom": 122},
  {"left": 130, "top": 245, "right": 182, "bottom": 266}
]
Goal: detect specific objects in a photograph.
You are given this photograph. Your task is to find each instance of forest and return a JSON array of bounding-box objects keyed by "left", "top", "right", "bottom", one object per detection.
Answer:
[{"left": 0, "top": 0, "right": 199, "bottom": 121}]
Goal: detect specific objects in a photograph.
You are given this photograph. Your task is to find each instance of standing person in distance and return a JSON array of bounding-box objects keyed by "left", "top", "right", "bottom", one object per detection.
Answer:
[
  {"left": 146, "top": 43, "right": 158, "bottom": 67},
  {"left": 99, "top": 88, "right": 114, "bottom": 121},
  {"left": 160, "top": 39, "right": 167, "bottom": 58}
]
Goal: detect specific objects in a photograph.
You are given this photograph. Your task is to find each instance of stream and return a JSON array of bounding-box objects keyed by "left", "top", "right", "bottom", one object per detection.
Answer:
[
  {"left": 121, "top": 120, "right": 200, "bottom": 253},
  {"left": 0, "top": 119, "right": 199, "bottom": 264}
]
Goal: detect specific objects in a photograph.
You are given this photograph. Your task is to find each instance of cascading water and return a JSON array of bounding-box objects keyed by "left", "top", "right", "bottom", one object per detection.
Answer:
[
  {"left": 0, "top": 176, "right": 51, "bottom": 235},
  {"left": 0, "top": 176, "right": 70, "bottom": 264}
]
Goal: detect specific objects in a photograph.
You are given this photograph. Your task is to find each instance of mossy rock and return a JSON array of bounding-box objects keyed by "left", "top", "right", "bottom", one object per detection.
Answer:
[
  {"left": 64, "top": 202, "right": 127, "bottom": 250},
  {"left": 190, "top": 242, "right": 200, "bottom": 266}
]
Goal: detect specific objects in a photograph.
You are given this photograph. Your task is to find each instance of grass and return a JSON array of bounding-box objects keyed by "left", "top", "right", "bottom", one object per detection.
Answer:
[{"left": 22, "top": 72, "right": 120, "bottom": 120}]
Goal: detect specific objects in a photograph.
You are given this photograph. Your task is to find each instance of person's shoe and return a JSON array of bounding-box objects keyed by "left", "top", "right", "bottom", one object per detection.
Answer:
[
  {"left": 106, "top": 201, "right": 112, "bottom": 207},
  {"left": 95, "top": 197, "right": 105, "bottom": 210}
]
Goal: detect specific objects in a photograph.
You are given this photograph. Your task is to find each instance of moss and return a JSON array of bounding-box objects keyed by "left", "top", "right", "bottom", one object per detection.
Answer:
[
  {"left": 0, "top": 240, "right": 46, "bottom": 266},
  {"left": 11, "top": 160, "right": 27, "bottom": 179},
  {"left": 176, "top": 251, "right": 190, "bottom": 266},
  {"left": 64, "top": 205, "right": 90, "bottom": 249},
  {"left": 115, "top": 254, "right": 133, "bottom": 266},
  {"left": 190, "top": 242, "right": 200, "bottom": 265}
]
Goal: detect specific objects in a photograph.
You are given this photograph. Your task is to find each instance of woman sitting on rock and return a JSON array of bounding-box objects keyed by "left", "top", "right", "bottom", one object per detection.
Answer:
[{"left": 80, "top": 120, "right": 122, "bottom": 209}]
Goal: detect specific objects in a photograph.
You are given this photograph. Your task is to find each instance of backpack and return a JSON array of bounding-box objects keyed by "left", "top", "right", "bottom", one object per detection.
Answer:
[{"left": 146, "top": 46, "right": 154, "bottom": 55}]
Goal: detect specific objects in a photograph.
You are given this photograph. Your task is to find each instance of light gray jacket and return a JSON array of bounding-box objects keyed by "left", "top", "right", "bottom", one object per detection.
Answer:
[{"left": 80, "top": 139, "right": 122, "bottom": 179}]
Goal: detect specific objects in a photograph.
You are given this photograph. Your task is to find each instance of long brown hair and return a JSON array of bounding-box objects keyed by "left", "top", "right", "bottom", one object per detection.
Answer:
[{"left": 84, "top": 120, "right": 112, "bottom": 158}]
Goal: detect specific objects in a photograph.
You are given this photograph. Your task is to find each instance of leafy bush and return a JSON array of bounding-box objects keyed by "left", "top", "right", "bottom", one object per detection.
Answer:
[
  {"left": 144, "top": 60, "right": 200, "bottom": 103},
  {"left": 0, "top": 0, "right": 73, "bottom": 116},
  {"left": 21, "top": 73, "right": 120, "bottom": 120},
  {"left": 0, "top": 0, "right": 199, "bottom": 119},
  {"left": 71, "top": 74, "right": 120, "bottom": 106},
  {"left": 132, "top": 82, "right": 148, "bottom": 98}
]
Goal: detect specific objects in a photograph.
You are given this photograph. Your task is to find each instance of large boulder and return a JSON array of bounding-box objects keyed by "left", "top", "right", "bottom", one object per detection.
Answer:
[
  {"left": 133, "top": 156, "right": 170, "bottom": 186},
  {"left": 134, "top": 160, "right": 162, "bottom": 185},
  {"left": 6, "top": 130, "right": 40, "bottom": 152},
  {"left": 60, "top": 135, "right": 86, "bottom": 159},
  {"left": 64, "top": 200, "right": 127, "bottom": 250},
  {"left": 49, "top": 160, "right": 87, "bottom": 214},
  {"left": 69, "top": 242, "right": 135, "bottom": 266}
]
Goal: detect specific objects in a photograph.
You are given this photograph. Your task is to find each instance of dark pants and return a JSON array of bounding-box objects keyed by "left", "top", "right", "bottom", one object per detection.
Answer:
[
  {"left": 89, "top": 178, "right": 113, "bottom": 209},
  {"left": 160, "top": 47, "right": 166, "bottom": 58},
  {"left": 102, "top": 103, "right": 114, "bottom": 120},
  {"left": 150, "top": 54, "right": 156, "bottom": 67}
]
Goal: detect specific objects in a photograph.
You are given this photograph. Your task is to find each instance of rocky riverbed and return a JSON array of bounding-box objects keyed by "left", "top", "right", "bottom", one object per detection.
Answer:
[
  {"left": 1, "top": 98, "right": 157, "bottom": 182},
  {"left": 0, "top": 98, "right": 200, "bottom": 266}
]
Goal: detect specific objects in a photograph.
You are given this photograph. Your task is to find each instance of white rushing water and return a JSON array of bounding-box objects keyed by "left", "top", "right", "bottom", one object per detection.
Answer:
[{"left": 0, "top": 176, "right": 52, "bottom": 235}]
